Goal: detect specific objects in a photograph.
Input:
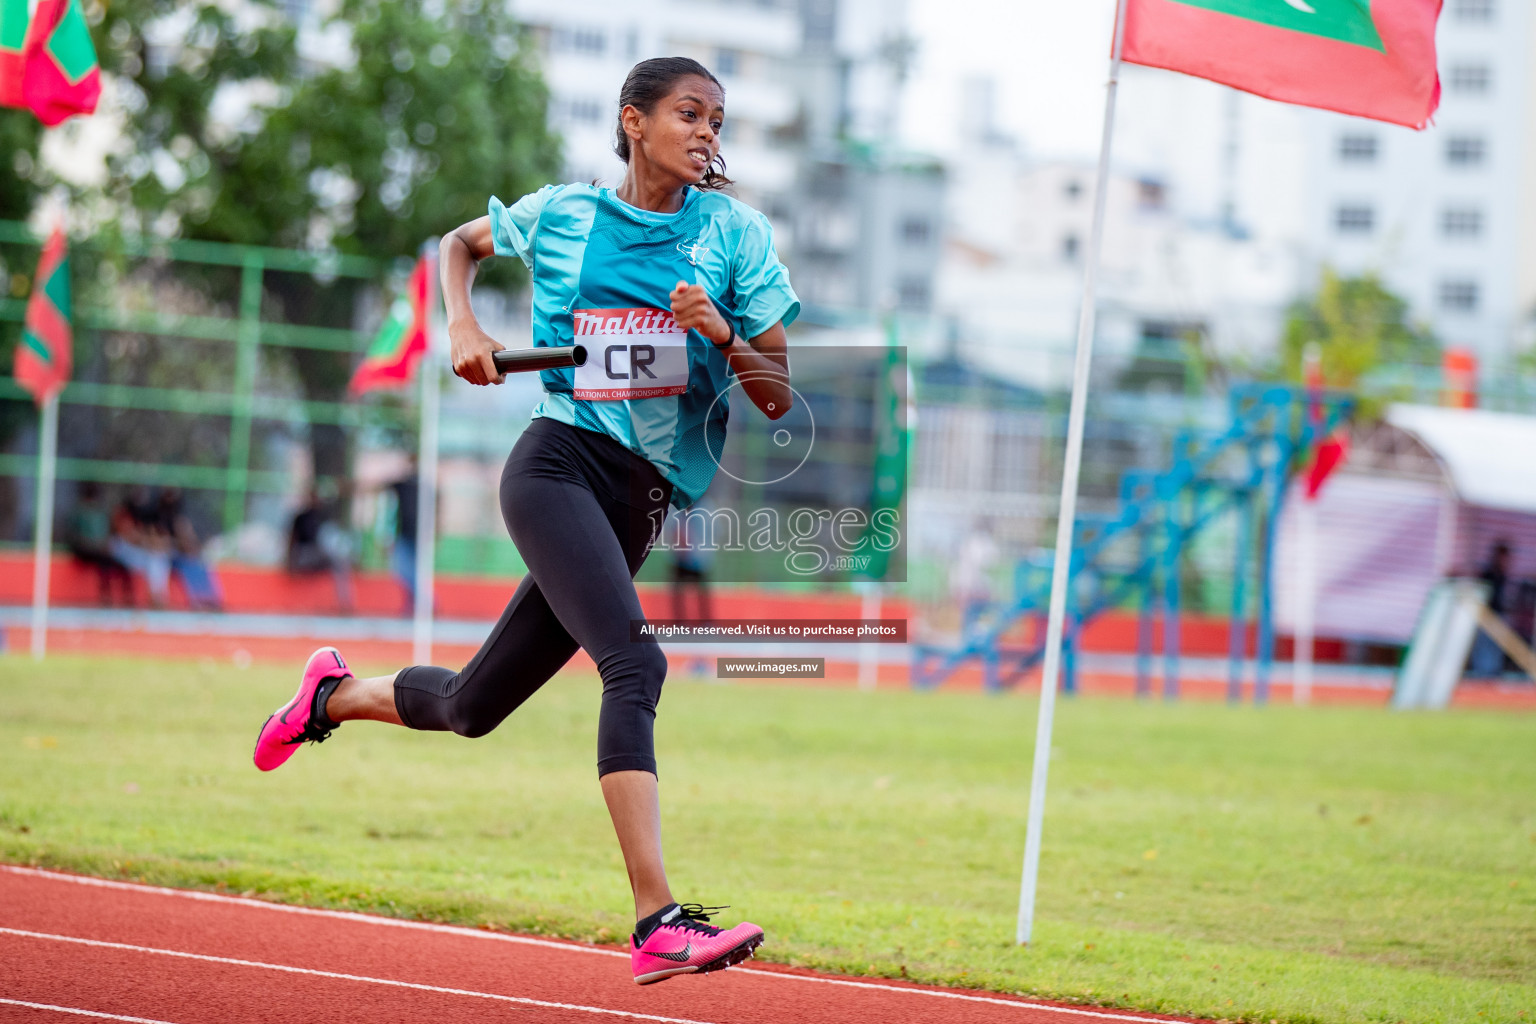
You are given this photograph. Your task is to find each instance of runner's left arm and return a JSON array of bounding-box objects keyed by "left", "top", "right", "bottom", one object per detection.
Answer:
[{"left": 669, "top": 282, "right": 790, "bottom": 420}]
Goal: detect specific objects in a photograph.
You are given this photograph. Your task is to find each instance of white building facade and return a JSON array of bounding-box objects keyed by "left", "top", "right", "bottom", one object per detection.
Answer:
[
  {"left": 936, "top": 150, "right": 1302, "bottom": 391},
  {"left": 510, "top": 0, "right": 941, "bottom": 320},
  {"left": 509, "top": 0, "right": 803, "bottom": 209},
  {"left": 1301, "top": 0, "right": 1536, "bottom": 363}
]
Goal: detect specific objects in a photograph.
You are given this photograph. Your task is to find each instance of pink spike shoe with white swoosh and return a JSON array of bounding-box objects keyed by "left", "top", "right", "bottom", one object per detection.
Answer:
[
  {"left": 252, "top": 646, "right": 350, "bottom": 772},
  {"left": 630, "top": 904, "right": 764, "bottom": 985}
]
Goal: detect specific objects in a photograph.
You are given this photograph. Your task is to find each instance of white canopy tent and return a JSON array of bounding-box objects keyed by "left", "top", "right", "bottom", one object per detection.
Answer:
[
  {"left": 1385, "top": 405, "right": 1536, "bottom": 515},
  {"left": 1274, "top": 404, "right": 1536, "bottom": 645}
]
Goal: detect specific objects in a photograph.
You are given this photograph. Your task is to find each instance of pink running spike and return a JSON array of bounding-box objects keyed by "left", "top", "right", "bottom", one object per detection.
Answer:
[
  {"left": 630, "top": 905, "right": 764, "bottom": 985},
  {"left": 252, "top": 646, "right": 350, "bottom": 772}
]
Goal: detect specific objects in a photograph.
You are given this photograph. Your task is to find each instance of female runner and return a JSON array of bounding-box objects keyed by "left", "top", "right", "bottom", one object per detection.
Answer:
[{"left": 252, "top": 56, "right": 798, "bottom": 985}]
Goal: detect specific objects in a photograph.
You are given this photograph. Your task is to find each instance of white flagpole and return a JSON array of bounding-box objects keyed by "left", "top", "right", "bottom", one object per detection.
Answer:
[
  {"left": 1294, "top": 497, "right": 1317, "bottom": 705},
  {"left": 30, "top": 394, "right": 60, "bottom": 660},
  {"left": 1016, "top": 0, "right": 1129, "bottom": 946},
  {"left": 858, "top": 581, "right": 882, "bottom": 691},
  {"left": 1295, "top": 344, "right": 1322, "bottom": 706},
  {"left": 412, "top": 255, "right": 441, "bottom": 667}
]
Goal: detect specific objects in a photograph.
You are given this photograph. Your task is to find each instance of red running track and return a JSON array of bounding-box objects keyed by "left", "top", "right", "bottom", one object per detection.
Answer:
[{"left": 0, "top": 867, "right": 1212, "bottom": 1024}]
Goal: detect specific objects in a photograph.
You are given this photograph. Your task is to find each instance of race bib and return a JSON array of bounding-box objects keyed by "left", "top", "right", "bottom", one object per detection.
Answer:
[{"left": 572, "top": 307, "right": 691, "bottom": 400}]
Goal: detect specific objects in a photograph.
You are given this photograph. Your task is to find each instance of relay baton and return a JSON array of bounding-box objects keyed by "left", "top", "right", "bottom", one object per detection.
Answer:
[{"left": 491, "top": 345, "right": 587, "bottom": 374}]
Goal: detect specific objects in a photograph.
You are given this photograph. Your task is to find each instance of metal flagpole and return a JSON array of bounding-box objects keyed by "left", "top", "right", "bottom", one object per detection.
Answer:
[
  {"left": 29, "top": 394, "right": 59, "bottom": 660},
  {"left": 1016, "top": 0, "right": 1130, "bottom": 945},
  {"left": 412, "top": 254, "right": 441, "bottom": 666},
  {"left": 857, "top": 581, "right": 882, "bottom": 691},
  {"left": 1294, "top": 498, "right": 1316, "bottom": 705},
  {"left": 1294, "top": 344, "right": 1322, "bottom": 706}
]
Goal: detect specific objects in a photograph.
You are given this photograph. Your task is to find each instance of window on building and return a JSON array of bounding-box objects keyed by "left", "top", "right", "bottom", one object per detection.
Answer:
[
  {"left": 897, "top": 277, "right": 931, "bottom": 311},
  {"left": 1439, "top": 279, "right": 1480, "bottom": 312},
  {"left": 1334, "top": 204, "right": 1374, "bottom": 234},
  {"left": 1441, "top": 207, "right": 1484, "bottom": 238},
  {"left": 553, "top": 26, "right": 606, "bottom": 56},
  {"left": 565, "top": 97, "right": 605, "bottom": 124},
  {"left": 1446, "top": 135, "right": 1487, "bottom": 166},
  {"left": 1449, "top": 63, "right": 1492, "bottom": 93},
  {"left": 1137, "top": 179, "right": 1167, "bottom": 210},
  {"left": 715, "top": 48, "right": 741, "bottom": 77},
  {"left": 1061, "top": 234, "right": 1080, "bottom": 261},
  {"left": 801, "top": 0, "right": 836, "bottom": 48},
  {"left": 1453, "top": 0, "right": 1495, "bottom": 21},
  {"left": 900, "top": 216, "right": 931, "bottom": 246},
  {"left": 1338, "top": 134, "right": 1378, "bottom": 162}
]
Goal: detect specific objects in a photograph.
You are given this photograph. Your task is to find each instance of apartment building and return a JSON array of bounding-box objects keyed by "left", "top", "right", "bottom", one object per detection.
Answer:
[{"left": 1301, "top": 0, "right": 1536, "bottom": 362}]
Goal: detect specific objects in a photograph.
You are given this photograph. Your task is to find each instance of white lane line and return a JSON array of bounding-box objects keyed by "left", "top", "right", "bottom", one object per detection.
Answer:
[
  {"left": 1, "top": 866, "right": 1195, "bottom": 1022},
  {"left": 0, "top": 999, "right": 182, "bottom": 1024},
  {"left": 0, "top": 866, "right": 625, "bottom": 959},
  {"left": 726, "top": 971, "right": 1189, "bottom": 1022},
  {"left": 0, "top": 927, "right": 717, "bottom": 1024}
]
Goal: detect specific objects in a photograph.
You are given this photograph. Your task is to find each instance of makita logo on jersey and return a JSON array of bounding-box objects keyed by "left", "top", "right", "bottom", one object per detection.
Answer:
[{"left": 574, "top": 308, "right": 685, "bottom": 337}]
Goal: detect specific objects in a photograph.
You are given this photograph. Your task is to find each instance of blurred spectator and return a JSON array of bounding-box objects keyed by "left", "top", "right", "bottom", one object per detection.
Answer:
[
  {"left": 390, "top": 464, "right": 420, "bottom": 615},
  {"left": 287, "top": 485, "right": 354, "bottom": 613},
  {"left": 157, "top": 488, "right": 223, "bottom": 611},
  {"left": 109, "top": 487, "right": 172, "bottom": 608},
  {"left": 1470, "top": 540, "right": 1513, "bottom": 677},
  {"left": 669, "top": 504, "right": 716, "bottom": 677},
  {"left": 66, "top": 482, "right": 132, "bottom": 606},
  {"left": 669, "top": 504, "right": 715, "bottom": 623},
  {"left": 950, "top": 519, "right": 1000, "bottom": 627}
]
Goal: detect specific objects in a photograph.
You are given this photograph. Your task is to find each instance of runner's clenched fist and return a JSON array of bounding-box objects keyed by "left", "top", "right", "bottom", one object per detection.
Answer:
[{"left": 669, "top": 281, "right": 733, "bottom": 349}]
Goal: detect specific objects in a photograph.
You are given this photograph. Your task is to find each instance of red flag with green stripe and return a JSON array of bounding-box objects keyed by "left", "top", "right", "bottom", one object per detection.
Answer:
[
  {"left": 16, "top": 0, "right": 99, "bottom": 125},
  {"left": 14, "top": 226, "right": 71, "bottom": 404},
  {"left": 0, "top": 0, "right": 29, "bottom": 109},
  {"left": 1122, "top": 0, "right": 1441, "bottom": 129},
  {"left": 350, "top": 256, "right": 433, "bottom": 394}
]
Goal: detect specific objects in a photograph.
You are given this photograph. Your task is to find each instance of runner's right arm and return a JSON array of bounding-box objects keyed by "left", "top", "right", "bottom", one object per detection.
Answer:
[{"left": 440, "top": 217, "right": 506, "bottom": 387}]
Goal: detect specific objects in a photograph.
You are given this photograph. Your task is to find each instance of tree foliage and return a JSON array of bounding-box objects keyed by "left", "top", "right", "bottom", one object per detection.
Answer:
[
  {"left": 1280, "top": 268, "right": 1439, "bottom": 389},
  {"left": 93, "top": 0, "right": 560, "bottom": 488},
  {"left": 0, "top": 100, "right": 48, "bottom": 533},
  {"left": 99, "top": 0, "right": 559, "bottom": 263}
]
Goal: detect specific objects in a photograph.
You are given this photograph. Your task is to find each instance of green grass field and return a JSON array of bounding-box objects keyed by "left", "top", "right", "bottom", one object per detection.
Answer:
[{"left": 1, "top": 655, "right": 1532, "bottom": 1023}]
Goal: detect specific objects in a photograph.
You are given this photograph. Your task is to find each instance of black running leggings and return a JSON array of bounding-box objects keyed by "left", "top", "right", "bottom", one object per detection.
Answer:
[{"left": 394, "top": 417, "right": 672, "bottom": 777}]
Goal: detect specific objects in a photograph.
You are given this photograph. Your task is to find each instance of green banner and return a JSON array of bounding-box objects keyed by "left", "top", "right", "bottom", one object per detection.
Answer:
[{"left": 856, "top": 326, "right": 908, "bottom": 582}]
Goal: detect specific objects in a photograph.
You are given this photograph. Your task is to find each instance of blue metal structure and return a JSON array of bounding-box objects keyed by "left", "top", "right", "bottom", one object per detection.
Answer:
[{"left": 912, "top": 383, "right": 1353, "bottom": 699}]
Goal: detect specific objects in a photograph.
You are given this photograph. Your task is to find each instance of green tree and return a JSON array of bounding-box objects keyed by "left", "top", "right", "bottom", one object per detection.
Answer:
[
  {"left": 1280, "top": 268, "right": 1439, "bottom": 390},
  {"left": 95, "top": 0, "right": 559, "bottom": 489},
  {"left": 0, "top": 105, "right": 47, "bottom": 536}
]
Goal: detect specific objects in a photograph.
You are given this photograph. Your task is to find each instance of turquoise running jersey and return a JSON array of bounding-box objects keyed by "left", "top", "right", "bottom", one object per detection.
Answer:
[{"left": 488, "top": 183, "right": 800, "bottom": 509}]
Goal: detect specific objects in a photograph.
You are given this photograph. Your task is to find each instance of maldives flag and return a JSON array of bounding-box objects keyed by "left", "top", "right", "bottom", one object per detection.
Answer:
[
  {"left": 1303, "top": 353, "right": 1347, "bottom": 499},
  {"left": 19, "top": 0, "right": 100, "bottom": 126},
  {"left": 0, "top": 0, "right": 28, "bottom": 109},
  {"left": 14, "top": 226, "right": 72, "bottom": 404},
  {"left": 1122, "top": 0, "right": 1441, "bottom": 129},
  {"left": 349, "top": 256, "right": 433, "bottom": 395}
]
